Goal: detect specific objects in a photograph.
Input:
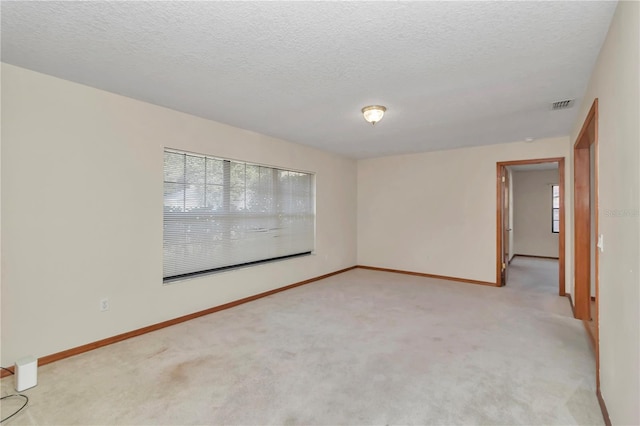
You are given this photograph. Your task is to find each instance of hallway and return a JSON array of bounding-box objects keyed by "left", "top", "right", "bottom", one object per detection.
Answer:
[
  {"left": 508, "top": 256, "right": 559, "bottom": 294},
  {"left": 504, "top": 256, "right": 570, "bottom": 317}
]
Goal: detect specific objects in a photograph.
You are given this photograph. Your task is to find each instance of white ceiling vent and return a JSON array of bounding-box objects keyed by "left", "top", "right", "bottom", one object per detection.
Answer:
[{"left": 551, "top": 99, "right": 575, "bottom": 110}]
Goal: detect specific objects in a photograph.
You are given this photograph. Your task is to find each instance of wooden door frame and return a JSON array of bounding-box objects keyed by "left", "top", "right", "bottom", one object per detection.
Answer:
[
  {"left": 496, "top": 157, "right": 566, "bottom": 295},
  {"left": 500, "top": 167, "right": 511, "bottom": 286},
  {"left": 573, "top": 99, "right": 599, "bottom": 386}
]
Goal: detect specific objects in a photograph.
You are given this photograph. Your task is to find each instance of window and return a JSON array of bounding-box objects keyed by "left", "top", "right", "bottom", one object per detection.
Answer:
[
  {"left": 552, "top": 184, "right": 560, "bottom": 233},
  {"left": 163, "top": 149, "right": 314, "bottom": 281}
]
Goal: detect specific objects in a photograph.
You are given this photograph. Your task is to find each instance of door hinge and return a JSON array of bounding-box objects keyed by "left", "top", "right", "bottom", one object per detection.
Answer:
[
  {"left": 502, "top": 262, "right": 506, "bottom": 270},
  {"left": 501, "top": 176, "right": 506, "bottom": 183}
]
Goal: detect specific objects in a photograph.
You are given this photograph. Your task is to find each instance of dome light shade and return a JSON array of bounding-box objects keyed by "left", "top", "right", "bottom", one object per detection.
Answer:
[{"left": 362, "top": 105, "right": 386, "bottom": 125}]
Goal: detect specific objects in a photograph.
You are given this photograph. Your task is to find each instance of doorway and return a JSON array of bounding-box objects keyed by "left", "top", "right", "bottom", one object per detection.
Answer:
[
  {"left": 496, "top": 158, "right": 566, "bottom": 296},
  {"left": 573, "top": 99, "right": 599, "bottom": 385}
]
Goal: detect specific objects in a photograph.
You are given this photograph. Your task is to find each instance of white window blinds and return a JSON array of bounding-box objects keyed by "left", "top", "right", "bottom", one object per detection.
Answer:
[
  {"left": 163, "top": 149, "right": 315, "bottom": 281},
  {"left": 552, "top": 184, "right": 560, "bottom": 233}
]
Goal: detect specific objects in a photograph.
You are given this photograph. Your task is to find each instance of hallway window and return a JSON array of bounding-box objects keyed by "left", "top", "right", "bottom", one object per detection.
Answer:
[
  {"left": 552, "top": 184, "right": 560, "bottom": 233},
  {"left": 163, "top": 149, "right": 315, "bottom": 282}
]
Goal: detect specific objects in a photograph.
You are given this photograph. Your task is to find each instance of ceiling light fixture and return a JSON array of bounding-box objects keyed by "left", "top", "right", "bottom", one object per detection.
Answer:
[{"left": 361, "top": 105, "right": 387, "bottom": 125}]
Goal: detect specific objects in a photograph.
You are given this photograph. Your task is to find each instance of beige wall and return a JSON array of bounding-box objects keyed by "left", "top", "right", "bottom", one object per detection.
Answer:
[
  {"left": 0, "top": 64, "right": 357, "bottom": 365},
  {"left": 512, "top": 169, "right": 559, "bottom": 258},
  {"left": 571, "top": 1, "right": 640, "bottom": 424},
  {"left": 357, "top": 137, "right": 571, "bottom": 284}
]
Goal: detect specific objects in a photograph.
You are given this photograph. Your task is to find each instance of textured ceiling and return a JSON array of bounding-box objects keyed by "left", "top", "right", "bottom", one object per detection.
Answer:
[{"left": 1, "top": 1, "right": 616, "bottom": 159}]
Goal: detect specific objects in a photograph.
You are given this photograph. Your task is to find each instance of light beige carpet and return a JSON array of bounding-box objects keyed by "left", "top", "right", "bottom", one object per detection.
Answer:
[{"left": 1, "top": 259, "right": 602, "bottom": 425}]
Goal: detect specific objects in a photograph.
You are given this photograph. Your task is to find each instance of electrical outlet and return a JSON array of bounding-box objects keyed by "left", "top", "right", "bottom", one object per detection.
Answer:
[{"left": 99, "top": 298, "right": 109, "bottom": 312}]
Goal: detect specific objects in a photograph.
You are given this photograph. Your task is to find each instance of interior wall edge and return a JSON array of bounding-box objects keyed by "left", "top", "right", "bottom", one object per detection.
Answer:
[
  {"left": 512, "top": 254, "right": 559, "bottom": 260},
  {"left": 565, "top": 294, "right": 576, "bottom": 317},
  {"left": 357, "top": 265, "right": 498, "bottom": 287},
  {"left": 597, "top": 388, "right": 613, "bottom": 426}
]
